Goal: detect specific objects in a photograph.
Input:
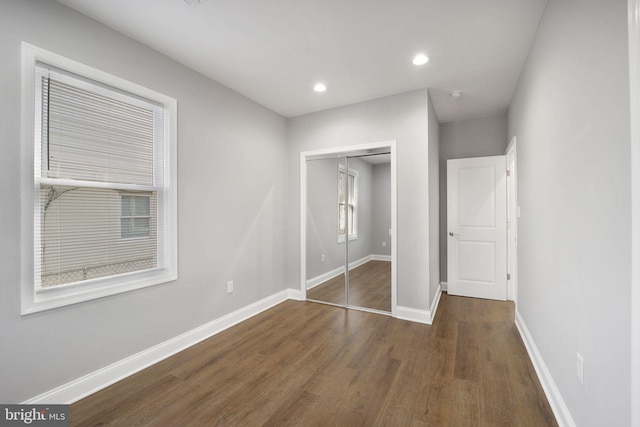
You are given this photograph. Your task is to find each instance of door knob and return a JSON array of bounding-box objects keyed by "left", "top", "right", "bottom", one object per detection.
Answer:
[{"left": 449, "top": 232, "right": 460, "bottom": 237}]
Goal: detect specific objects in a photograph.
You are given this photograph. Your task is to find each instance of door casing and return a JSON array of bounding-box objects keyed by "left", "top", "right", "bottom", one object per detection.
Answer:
[{"left": 506, "top": 137, "right": 518, "bottom": 303}]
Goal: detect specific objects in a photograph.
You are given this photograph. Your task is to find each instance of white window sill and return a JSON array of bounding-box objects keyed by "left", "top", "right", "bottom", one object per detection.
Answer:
[{"left": 22, "top": 268, "right": 177, "bottom": 315}]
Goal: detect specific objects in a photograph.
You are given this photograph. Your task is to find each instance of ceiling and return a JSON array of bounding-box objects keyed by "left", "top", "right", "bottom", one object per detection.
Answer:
[{"left": 56, "top": 0, "right": 547, "bottom": 123}]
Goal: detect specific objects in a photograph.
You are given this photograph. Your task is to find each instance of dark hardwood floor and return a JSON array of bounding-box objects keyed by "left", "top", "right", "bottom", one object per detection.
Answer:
[
  {"left": 70, "top": 293, "right": 557, "bottom": 426},
  {"left": 306, "top": 260, "right": 391, "bottom": 312}
]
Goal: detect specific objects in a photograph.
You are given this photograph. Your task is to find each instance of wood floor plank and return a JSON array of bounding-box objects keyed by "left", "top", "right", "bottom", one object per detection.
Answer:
[
  {"left": 480, "top": 362, "right": 515, "bottom": 426},
  {"left": 454, "top": 320, "right": 482, "bottom": 382},
  {"left": 448, "top": 378, "right": 481, "bottom": 427},
  {"left": 70, "top": 295, "right": 557, "bottom": 426}
]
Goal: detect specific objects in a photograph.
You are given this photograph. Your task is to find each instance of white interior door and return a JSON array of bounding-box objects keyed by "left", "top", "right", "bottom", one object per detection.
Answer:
[{"left": 447, "top": 155, "right": 507, "bottom": 301}]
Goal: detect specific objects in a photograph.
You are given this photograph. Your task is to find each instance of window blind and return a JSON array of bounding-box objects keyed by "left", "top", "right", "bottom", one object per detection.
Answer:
[{"left": 35, "top": 63, "right": 167, "bottom": 289}]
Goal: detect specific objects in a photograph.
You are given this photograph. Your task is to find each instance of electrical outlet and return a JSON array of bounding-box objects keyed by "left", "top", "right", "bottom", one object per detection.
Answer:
[
  {"left": 227, "top": 280, "right": 234, "bottom": 294},
  {"left": 321, "top": 254, "right": 325, "bottom": 262},
  {"left": 576, "top": 353, "right": 584, "bottom": 384},
  {"left": 382, "top": 241, "right": 386, "bottom": 247}
]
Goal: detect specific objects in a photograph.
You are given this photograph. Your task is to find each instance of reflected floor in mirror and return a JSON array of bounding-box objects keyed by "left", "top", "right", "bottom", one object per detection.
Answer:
[{"left": 306, "top": 260, "right": 391, "bottom": 312}]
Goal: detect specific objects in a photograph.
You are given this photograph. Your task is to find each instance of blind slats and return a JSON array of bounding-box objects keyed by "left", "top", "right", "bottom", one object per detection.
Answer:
[
  {"left": 43, "top": 76, "right": 159, "bottom": 187},
  {"left": 35, "top": 63, "right": 167, "bottom": 289}
]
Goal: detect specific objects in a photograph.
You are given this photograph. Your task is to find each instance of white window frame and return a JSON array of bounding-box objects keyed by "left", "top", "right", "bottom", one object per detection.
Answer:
[
  {"left": 337, "top": 164, "right": 358, "bottom": 243},
  {"left": 628, "top": 0, "right": 640, "bottom": 424},
  {"left": 20, "top": 43, "right": 178, "bottom": 314}
]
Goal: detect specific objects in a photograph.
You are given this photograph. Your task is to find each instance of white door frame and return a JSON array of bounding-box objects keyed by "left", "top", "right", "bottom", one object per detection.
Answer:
[
  {"left": 506, "top": 137, "right": 519, "bottom": 303},
  {"left": 300, "top": 141, "right": 398, "bottom": 317},
  {"left": 628, "top": 0, "right": 640, "bottom": 424}
]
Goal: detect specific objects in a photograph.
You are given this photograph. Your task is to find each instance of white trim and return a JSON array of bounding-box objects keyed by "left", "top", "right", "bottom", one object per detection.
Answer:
[
  {"left": 20, "top": 42, "right": 178, "bottom": 315},
  {"left": 306, "top": 265, "right": 345, "bottom": 289},
  {"left": 390, "top": 143, "right": 398, "bottom": 317},
  {"left": 396, "top": 285, "right": 442, "bottom": 325},
  {"left": 396, "top": 306, "right": 432, "bottom": 324},
  {"left": 629, "top": 1, "right": 640, "bottom": 425},
  {"left": 23, "top": 290, "right": 292, "bottom": 404},
  {"left": 300, "top": 152, "right": 308, "bottom": 301},
  {"left": 305, "top": 255, "right": 371, "bottom": 289},
  {"left": 286, "top": 288, "right": 305, "bottom": 301},
  {"left": 515, "top": 311, "right": 576, "bottom": 427},
  {"left": 348, "top": 255, "right": 373, "bottom": 270},
  {"left": 302, "top": 141, "right": 398, "bottom": 159},
  {"left": 429, "top": 285, "right": 442, "bottom": 321},
  {"left": 371, "top": 254, "right": 392, "bottom": 262},
  {"left": 505, "top": 137, "right": 519, "bottom": 303},
  {"left": 337, "top": 164, "right": 359, "bottom": 242},
  {"left": 300, "top": 141, "right": 398, "bottom": 315},
  {"left": 440, "top": 281, "right": 448, "bottom": 291},
  {"left": 506, "top": 134, "right": 517, "bottom": 154},
  {"left": 37, "top": 177, "right": 159, "bottom": 193}
]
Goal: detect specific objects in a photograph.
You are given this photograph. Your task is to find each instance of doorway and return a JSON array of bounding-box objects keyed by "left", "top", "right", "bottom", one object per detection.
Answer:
[{"left": 300, "top": 142, "right": 397, "bottom": 315}]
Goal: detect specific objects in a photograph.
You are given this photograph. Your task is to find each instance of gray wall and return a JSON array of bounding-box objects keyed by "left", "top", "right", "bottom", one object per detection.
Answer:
[
  {"left": 305, "top": 158, "right": 345, "bottom": 280},
  {"left": 371, "top": 163, "right": 391, "bottom": 257},
  {"left": 428, "top": 93, "right": 440, "bottom": 298},
  {"left": 0, "top": 0, "right": 287, "bottom": 403},
  {"left": 508, "top": 0, "right": 631, "bottom": 425},
  {"left": 438, "top": 115, "right": 508, "bottom": 282},
  {"left": 287, "top": 90, "right": 436, "bottom": 310},
  {"left": 305, "top": 157, "right": 374, "bottom": 281}
]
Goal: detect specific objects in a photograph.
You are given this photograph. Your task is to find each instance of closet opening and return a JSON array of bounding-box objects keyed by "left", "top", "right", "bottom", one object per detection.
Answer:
[{"left": 300, "top": 142, "right": 397, "bottom": 316}]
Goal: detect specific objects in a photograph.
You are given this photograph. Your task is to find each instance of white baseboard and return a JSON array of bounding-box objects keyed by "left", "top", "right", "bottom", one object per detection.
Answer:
[
  {"left": 440, "top": 281, "right": 448, "bottom": 291},
  {"left": 515, "top": 311, "right": 576, "bottom": 427},
  {"left": 371, "top": 254, "right": 392, "bottom": 262},
  {"left": 396, "top": 284, "right": 442, "bottom": 325},
  {"left": 306, "top": 255, "right": 377, "bottom": 289},
  {"left": 348, "top": 255, "right": 371, "bottom": 270},
  {"left": 286, "top": 288, "right": 304, "bottom": 301},
  {"left": 430, "top": 285, "right": 442, "bottom": 320},
  {"left": 305, "top": 265, "right": 344, "bottom": 289},
  {"left": 23, "top": 289, "right": 292, "bottom": 405}
]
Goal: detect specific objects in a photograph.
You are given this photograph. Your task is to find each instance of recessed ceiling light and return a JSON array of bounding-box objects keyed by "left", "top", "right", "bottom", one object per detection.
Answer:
[
  {"left": 412, "top": 54, "right": 429, "bottom": 66},
  {"left": 314, "top": 83, "right": 327, "bottom": 92},
  {"left": 450, "top": 90, "right": 462, "bottom": 99}
]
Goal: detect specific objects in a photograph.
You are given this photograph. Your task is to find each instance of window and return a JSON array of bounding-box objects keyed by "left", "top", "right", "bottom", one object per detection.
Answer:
[
  {"left": 121, "top": 194, "right": 152, "bottom": 239},
  {"left": 21, "top": 44, "right": 177, "bottom": 314},
  {"left": 338, "top": 165, "right": 358, "bottom": 242}
]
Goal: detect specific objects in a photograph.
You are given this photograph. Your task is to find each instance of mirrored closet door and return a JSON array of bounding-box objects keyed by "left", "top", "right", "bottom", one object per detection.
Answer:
[
  {"left": 305, "top": 150, "right": 392, "bottom": 314},
  {"left": 346, "top": 153, "right": 391, "bottom": 313},
  {"left": 305, "top": 156, "right": 347, "bottom": 306}
]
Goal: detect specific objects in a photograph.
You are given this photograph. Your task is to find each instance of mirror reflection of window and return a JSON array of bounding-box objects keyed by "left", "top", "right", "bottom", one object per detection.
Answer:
[{"left": 338, "top": 165, "right": 357, "bottom": 242}]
